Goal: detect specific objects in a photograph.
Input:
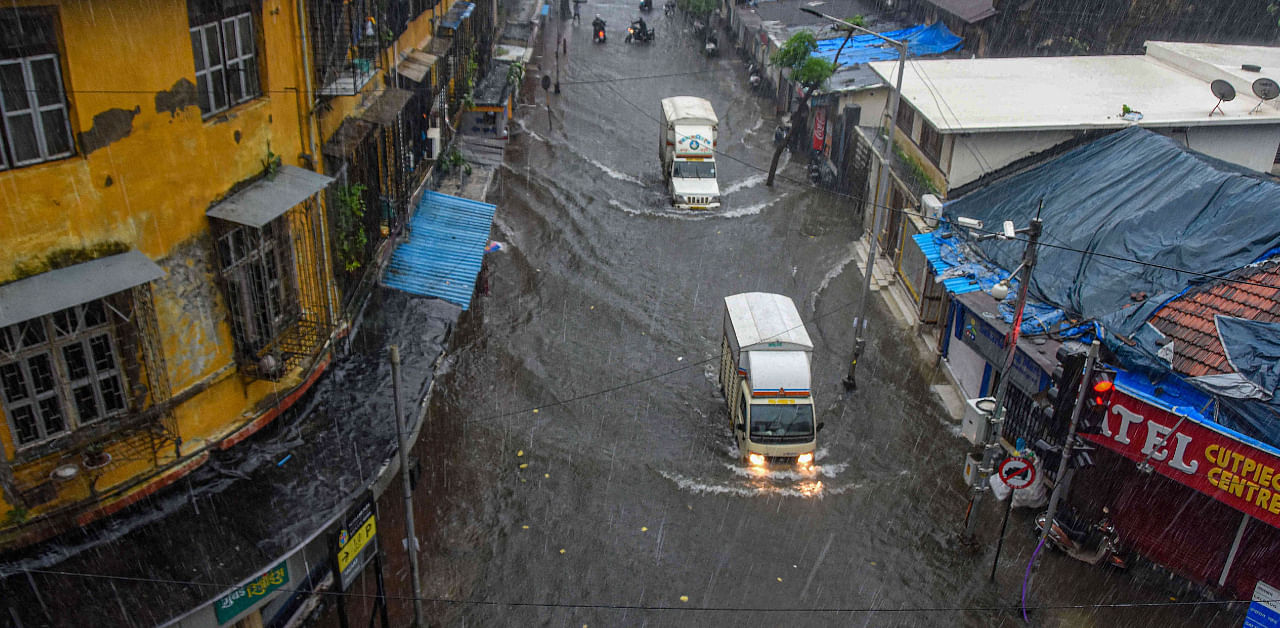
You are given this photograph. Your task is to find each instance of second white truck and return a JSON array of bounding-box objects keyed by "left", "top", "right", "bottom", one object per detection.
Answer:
[
  {"left": 718, "top": 292, "right": 821, "bottom": 467},
  {"left": 659, "top": 97, "right": 721, "bottom": 210}
]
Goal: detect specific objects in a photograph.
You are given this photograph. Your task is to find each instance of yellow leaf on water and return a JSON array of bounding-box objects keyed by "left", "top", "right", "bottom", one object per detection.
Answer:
[
  {"left": 559, "top": 548, "right": 566, "bottom": 554},
  {"left": 522, "top": 525, "right": 529, "bottom": 529},
  {"left": 533, "top": 409, "right": 539, "bottom": 413},
  {"left": 519, "top": 463, "right": 528, "bottom": 469},
  {"left": 517, "top": 450, "right": 524, "bottom": 457},
  {"left": 641, "top": 526, "right": 648, "bottom": 532},
  {"left": 776, "top": 577, "right": 782, "bottom": 582},
  {"left": 680, "top": 596, "right": 689, "bottom": 602},
  {"left": 544, "top": 473, "right": 550, "bottom": 478}
]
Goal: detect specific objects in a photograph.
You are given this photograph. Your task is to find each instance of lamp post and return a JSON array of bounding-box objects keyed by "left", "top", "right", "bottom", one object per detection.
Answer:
[
  {"left": 799, "top": 7, "right": 907, "bottom": 390},
  {"left": 961, "top": 211, "right": 1044, "bottom": 541}
]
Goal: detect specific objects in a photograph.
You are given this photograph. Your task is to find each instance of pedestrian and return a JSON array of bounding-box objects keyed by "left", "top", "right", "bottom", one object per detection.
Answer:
[
  {"left": 477, "top": 262, "right": 490, "bottom": 296},
  {"left": 562, "top": 37, "right": 567, "bottom": 56}
]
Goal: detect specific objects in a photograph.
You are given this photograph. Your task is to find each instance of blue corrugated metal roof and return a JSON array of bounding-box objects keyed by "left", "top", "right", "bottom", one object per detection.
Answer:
[
  {"left": 382, "top": 190, "right": 496, "bottom": 310},
  {"left": 912, "top": 232, "right": 981, "bottom": 294}
]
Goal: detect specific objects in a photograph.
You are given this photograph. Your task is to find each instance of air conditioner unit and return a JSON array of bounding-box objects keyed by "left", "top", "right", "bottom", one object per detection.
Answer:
[
  {"left": 922, "top": 193, "right": 944, "bottom": 228},
  {"left": 961, "top": 396, "right": 998, "bottom": 445},
  {"left": 427, "top": 126, "right": 441, "bottom": 160}
]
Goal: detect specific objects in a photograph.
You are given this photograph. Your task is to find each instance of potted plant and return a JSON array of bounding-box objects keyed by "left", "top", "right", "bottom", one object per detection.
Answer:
[{"left": 82, "top": 443, "right": 111, "bottom": 469}]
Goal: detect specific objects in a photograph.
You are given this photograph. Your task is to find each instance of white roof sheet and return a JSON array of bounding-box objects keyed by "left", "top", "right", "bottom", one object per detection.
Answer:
[
  {"left": 745, "top": 351, "right": 812, "bottom": 392},
  {"left": 868, "top": 42, "right": 1280, "bottom": 133},
  {"left": 661, "top": 97, "right": 718, "bottom": 126},
  {"left": 724, "top": 292, "right": 812, "bottom": 352}
]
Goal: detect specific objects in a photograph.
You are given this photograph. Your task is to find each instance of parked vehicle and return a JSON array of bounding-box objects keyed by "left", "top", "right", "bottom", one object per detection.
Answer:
[
  {"left": 625, "top": 19, "right": 655, "bottom": 43},
  {"left": 659, "top": 96, "right": 721, "bottom": 210},
  {"left": 1034, "top": 506, "right": 1128, "bottom": 569},
  {"left": 704, "top": 33, "right": 719, "bottom": 56},
  {"left": 718, "top": 293, "right": 822, "bottom": 467}
]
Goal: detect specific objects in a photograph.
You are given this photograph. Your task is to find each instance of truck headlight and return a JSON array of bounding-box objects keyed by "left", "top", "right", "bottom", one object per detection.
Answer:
[
  {"left": 747, "top": 453, "right": 766, "bottom": 466},
  {"left": 797, "top": 452, "right": 814, "bottom": 466}
]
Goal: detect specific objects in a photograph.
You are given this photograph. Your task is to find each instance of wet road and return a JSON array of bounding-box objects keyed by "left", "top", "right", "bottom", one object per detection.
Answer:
[{"left": 416, "top": 7, "right": 1246, "bottom": 627}]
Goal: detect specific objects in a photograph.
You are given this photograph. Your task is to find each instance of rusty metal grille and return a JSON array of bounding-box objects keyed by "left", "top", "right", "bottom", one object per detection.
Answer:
[{"left": 213, "top": 200, "right": 333, "bottom": 381}]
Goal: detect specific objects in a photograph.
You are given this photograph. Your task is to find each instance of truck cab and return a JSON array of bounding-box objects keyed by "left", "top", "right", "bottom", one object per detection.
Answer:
[{"left": 718, "top": 293, "right": 821, "bottom": 467}]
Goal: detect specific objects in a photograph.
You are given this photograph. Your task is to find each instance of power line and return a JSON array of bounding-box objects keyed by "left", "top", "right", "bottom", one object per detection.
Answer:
[{"left": 13, "top": 566, "right": 1261, "bottom": 615}]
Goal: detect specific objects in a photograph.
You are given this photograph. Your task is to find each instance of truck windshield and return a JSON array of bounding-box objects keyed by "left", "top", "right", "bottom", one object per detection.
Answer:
[
  {"left": 748, "top": 404, "right": 814, "bottom": 443},
  {"left": 672, "top": 161, "right": 716, "bottom": 179}
]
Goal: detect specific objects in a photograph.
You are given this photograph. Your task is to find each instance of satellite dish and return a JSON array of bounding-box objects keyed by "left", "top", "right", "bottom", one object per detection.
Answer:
[
  {"left": 1250, "top": 78, "right": 1279, "bottom": 113},
  {"left": 1212, "top": 79, "right": 1237, "bottom": 101},
  {"left": 1210, "top": 79, "right": 1236, "bottom": 116}
]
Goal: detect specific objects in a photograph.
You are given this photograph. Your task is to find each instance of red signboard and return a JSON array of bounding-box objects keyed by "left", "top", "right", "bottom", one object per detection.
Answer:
[
  {"left": 1084, "top": 388, "right": 1280, "bottom": 529},
  {"left": 812, "top": 107, "right": 826, "bottom": 152}
]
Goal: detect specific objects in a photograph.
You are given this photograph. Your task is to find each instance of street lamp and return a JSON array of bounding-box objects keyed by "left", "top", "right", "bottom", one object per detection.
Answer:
[
  {"left": 959, "top": 209, "right": 1044, "bottom": 541},
  {"left": 798, "top": 7, "right": 908, "bottom": 390}
]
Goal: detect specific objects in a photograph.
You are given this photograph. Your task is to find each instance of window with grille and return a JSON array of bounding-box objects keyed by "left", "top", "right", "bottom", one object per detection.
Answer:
[
  {"left": 919, "top": 119, "right": 943, "bottom": 166},
  {"left": 214, "top": 218, "right": 300, "bottom": 360},
  {"left": 0, "top": 9, "right": 74, "bottom": 170},
  {"left": 0, "top": 299, "right": 129, "bottom": 448},
  {"left": 895, "top": 99, "right": 915, "bottom": 137},
  {"left": 188, "top": 0, "right": 261, "bottom": 117}
]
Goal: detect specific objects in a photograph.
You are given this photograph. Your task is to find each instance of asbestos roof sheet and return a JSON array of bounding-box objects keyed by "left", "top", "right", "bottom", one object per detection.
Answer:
[
  {"left": 0, "top": 250, "right": 164, "bottom": 328},
  {"left": 926, "top": 0, "right": 996, "bottom": 23},
  {"left": 361, "top": 88, "right": 415, "bottom": 126},
  {"left": 396, "top": 50, "right": 436, "bottom": 83},
  {"left": 206, "top": 165, "right": 333, "bottom": 228},
  {"left": 322, "top": 118, "right": 374, "bottom": 158},
  {"left": 382, "top": 190, "right": 497, "bottom": 310}
]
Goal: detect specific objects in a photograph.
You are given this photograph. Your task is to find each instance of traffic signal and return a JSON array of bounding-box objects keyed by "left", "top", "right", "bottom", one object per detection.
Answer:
[
  {"left": 1044, "top": 344, "right": 1087, "bottom": 430},
  {"left": 1078, "top": 366, "right": 1117, "bottom": 434}
]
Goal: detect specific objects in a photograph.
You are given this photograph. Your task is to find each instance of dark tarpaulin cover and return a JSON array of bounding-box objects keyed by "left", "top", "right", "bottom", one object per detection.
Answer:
[
  {"left": 942, "top": 127, "right": 1280, "bottom": 339},
  {"left": 1218, "top": 316, "right": 1280, "bottom": 396}
]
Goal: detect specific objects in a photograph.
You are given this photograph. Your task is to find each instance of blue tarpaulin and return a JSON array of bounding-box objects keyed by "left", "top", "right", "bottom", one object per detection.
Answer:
[
  {"left": 440, "top": 1, "right": 475, "bottom": 30},
  {"left": 810, "top": 22, "right": 962, "bottom": 65},
  {"left": 941, "top": 127, "right": 1280, "bottom": 339},
  {"left": 382, "top": 190, "right": 495, "bottom": 310}
]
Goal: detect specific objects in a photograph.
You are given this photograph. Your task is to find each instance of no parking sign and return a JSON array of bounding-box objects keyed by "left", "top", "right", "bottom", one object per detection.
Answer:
[{"left": 998, "top": 457, "right": 1036, "bottom": 490}]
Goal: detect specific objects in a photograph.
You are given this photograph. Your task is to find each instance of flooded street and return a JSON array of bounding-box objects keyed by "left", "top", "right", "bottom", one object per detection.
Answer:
[{"left": 415, "top": 7, "right": 1246, "bottom": 628}]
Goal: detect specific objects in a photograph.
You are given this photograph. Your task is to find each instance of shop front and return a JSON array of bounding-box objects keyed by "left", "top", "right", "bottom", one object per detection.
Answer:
[{"left": 1075, "top": 374, "right": 1280, "bottom": 597}]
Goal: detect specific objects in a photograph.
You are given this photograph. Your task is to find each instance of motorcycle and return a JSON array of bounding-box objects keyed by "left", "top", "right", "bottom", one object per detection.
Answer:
[
  {"left": 639, "top": 0, "right": 653, "bottom": 11},
  {"left": 748, "top": 63, "right": 762, "bottom": 90},
  {"left": 704, "top": 33, "right": 719, "bottom": 56},
  {"left": 663, "top": 0, "right": 675, "bottom": 16},
  {"left": 625, "top": 20, "right": 654, "bottom": 43},
  {"left": 593, "top": 19, "right": 607, "bottom": 43},
  {"left": 1034, "top": 506, "right": 1128, "bottom": 569}
]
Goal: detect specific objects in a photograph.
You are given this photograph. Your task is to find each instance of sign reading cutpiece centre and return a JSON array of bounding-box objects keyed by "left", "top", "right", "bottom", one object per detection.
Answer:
[{"left": 1084, "top": 388, "right": 1280, "bottom": 528}]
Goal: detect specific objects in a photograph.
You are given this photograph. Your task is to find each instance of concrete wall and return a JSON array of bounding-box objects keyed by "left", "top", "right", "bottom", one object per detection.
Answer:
[
  {"left": 947, "top": 130, "right": 1077, "bottom": 189},
  {"left": 1155, "top": 124, "right": 1280, "bottom": 175}
]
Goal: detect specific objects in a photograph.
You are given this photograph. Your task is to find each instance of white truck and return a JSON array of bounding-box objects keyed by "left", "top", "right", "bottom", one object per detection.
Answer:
[
  {"left": 718, "top": 292, "right": 821, "bottom": 467},
  {"left": 659, "top": 96, "right": 721, "bottom": 210}
]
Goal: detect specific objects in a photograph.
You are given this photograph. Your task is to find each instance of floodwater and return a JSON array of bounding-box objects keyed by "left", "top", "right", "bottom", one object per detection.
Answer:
[{"left": 414, "top": 7, "right": 1248, "bottom": 628}]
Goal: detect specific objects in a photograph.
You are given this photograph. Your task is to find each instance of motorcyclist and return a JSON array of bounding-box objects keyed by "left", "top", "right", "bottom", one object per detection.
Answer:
[
  {"left": 635, "top": 16, "right": 649, "bottom": 37},
  {"left": 593, "top": 14, "right": 606, "bottom": 33}
]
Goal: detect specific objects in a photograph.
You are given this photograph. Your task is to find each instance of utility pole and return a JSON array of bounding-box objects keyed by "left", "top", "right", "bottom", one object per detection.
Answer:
[
  {"left": 797, "top": 8, "right": 907, "bottom": 390},
  {"left": 963, "top": 211, "right": 1044, "bottom": 541},
  {"left": 389, "top": 346, "right": 425, "bottom": 627}
]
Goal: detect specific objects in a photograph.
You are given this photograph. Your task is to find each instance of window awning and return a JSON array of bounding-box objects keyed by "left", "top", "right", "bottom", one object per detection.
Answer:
[
  {"left": 439, "top": 1, "right": 475, "bottom": 30},
  {"left": 0, "top": 250, "right": 164, "bottom": 328},
  {"left": 360, "top": 88, "right": 415, "bottom": 126},
  {"left": 396, "top": 50, "right": 437, "bottom": 83},
  {"left": 926, "top": 0, "right": 996, "bottom": 23},
  {"left": 206, "top": 166, "right": 334, "bottom": 228},
  {"left": 322, "top": 118, "right": 374, "bottom": 159}
]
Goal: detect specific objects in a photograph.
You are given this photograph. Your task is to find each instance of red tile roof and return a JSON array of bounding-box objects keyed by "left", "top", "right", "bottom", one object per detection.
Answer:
[{"left": 1150, "top": 260, "right": 1280, "bottom": 377}]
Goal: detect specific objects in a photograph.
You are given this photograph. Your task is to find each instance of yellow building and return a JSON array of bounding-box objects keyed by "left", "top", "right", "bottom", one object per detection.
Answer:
[{"left": 0, "top": 0, "right": 486, "bottom": 550}]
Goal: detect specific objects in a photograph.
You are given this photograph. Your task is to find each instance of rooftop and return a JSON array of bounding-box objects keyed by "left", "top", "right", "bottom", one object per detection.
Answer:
[
  {"left": 868, "top": 41, "right": 1280, "bottom": 133},
  {"left": 1150, "top": 260, "right": 1280, "bottom": 378}
]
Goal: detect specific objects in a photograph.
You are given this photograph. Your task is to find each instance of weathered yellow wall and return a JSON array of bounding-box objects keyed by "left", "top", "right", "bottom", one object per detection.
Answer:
[{"left": 0, "top": 0, "right": 330, "bottom": 522}]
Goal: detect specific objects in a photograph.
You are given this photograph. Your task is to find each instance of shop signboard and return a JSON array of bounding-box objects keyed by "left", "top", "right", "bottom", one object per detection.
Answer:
[
  {"left": 1246, "top": 580, "right": 1280, "bottom": 627},
  {"left": 812, "top": 107, "right": 826, "bottom": 151},
  {"left": 336, "top": 498, "right": 378, "bottom": 590},
  {"left": 957, "top": 307, "right": 1043, "bottom": 394},
  {"left": 1084, "top": 388, "right": 1280, "bottom": 530},
  {"left": 214, "top": 561, "right": 289, "bottom": 625}
]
